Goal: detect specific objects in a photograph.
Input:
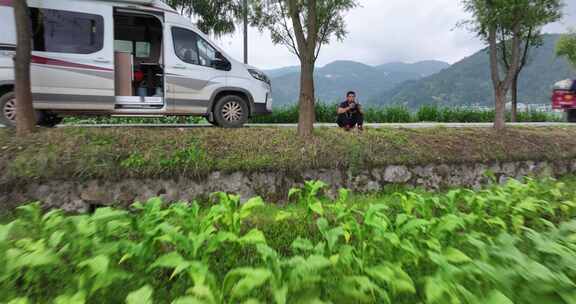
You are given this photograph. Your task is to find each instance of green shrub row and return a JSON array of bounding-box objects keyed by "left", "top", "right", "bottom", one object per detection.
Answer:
[
  {"left": 251, "top": 103, "right": 563, "bottom": 123},
  {"left": 59, "top": 103, "right": 562, "bottom": 125},
  {"left": 1, "top": 177, "right": 576, "bottom": 303}
]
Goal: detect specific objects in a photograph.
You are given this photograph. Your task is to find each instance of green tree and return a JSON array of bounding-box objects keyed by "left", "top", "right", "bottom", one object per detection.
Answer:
[
  {"left": 557, "top": 29, "right": 576, "bottom": 68},
  {"left": 251, "top": 0, "right": 358, "bottom": 137},
  {"left": 498, "top": 2, "right": 562, "bottom": 122},
  {"left": 12, "top": 0, "right": 37, "bottom": 136},
  {"left": 163, "top": 0, "right": 242, "bottom": 36},
  {"left": 463, "top": 0, "right": 563, "bottom": 131}
]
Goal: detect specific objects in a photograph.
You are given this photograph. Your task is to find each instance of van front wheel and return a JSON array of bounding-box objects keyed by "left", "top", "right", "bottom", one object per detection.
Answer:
[{"left": 213, "top": 95, "right": 249, "bottom": 128}]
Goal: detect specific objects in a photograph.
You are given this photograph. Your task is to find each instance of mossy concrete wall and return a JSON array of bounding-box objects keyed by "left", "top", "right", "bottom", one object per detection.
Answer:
[{"left": 1, "top": 159, "right": 572, "bottom": 213}]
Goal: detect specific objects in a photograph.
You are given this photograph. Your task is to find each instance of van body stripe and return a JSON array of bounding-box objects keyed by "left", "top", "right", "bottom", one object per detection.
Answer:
[{"left": 32, "top": 55, "right": 113, "bottom": 72}]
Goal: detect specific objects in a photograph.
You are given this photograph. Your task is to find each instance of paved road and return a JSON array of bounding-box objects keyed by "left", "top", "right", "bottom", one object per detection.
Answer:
[{"left": 1, "top": 122, "right": 575, "bottom": 129}]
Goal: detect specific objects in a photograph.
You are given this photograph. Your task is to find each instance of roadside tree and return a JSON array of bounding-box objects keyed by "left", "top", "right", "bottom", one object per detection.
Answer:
[
  {"left": 557, "top": 29, "right": 576, "bottom": 67},
  {"left": 251, "top": 0, "right": 358, "bottom": 137},
  {"left": 463, "top": 0, "right": 563, "bottom": 131}
]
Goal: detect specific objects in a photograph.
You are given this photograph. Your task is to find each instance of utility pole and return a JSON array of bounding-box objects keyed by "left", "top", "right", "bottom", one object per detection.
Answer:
[{"left": 243, "top": 0, "right": 248, "bottom": 64}]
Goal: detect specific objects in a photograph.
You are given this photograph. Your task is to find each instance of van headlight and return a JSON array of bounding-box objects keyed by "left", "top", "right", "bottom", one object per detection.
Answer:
[{"left": 248, "top": 69, "right": 270, "bottom": 85}]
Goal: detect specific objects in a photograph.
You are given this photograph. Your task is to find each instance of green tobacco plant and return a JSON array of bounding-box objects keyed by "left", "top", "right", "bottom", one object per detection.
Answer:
[
  {"left": 1, "top": 177, "right": 576, "bottom": 303},
  {"left": 288, "top": 180, "right": 328, "bottom": 217}
]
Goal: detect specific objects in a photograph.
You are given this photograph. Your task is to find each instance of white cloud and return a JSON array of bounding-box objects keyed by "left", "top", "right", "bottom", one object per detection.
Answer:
[{"left": 213, "top": 0, "right": 576, "bottom": 70}]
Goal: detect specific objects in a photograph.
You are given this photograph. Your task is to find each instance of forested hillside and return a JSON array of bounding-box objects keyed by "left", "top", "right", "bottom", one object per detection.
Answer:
[
  {"left": 374, "top": 34, "right": 574, "bottom": 108},
  {"left": 266, "top": 60, "right": 449, "bottom": 106}
]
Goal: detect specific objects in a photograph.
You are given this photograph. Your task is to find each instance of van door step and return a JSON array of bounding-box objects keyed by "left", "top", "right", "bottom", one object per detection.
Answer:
[{"left": 115, "top": 96, "right": 163, "bottom": 105}]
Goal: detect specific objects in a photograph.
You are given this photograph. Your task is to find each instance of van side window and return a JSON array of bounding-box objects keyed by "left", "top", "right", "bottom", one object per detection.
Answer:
[
  {"left": 196, "top": 36, "right": 217, "bottom": 67},
  {"left": 29, "top": 8, "right": 104, "bottom": 54},
  {"left": 172, "top": 27, "right": 199, "bottom": 65}
]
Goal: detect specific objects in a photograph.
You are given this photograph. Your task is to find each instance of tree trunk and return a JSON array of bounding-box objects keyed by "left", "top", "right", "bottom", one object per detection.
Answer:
[
  {"left": 297, "top": 58, "right": 315, "bottom": 137},
  {"left": 487, "top": 26, "right": 505, "bottom": 132},
  {"left": 243, "top": 0, "right": 248, "bottom": 64},
  {"left": 494, "top": 89, "right": 507, "bottom": 131},
  {"left": 488, "top": 23, "right": 521, "bottom": 132},
  {"left": 13, "top": 0, "right": 36, "bottom": 136},
  {"left": 510, "top": 73, "right": 519, "bottom": 122}
]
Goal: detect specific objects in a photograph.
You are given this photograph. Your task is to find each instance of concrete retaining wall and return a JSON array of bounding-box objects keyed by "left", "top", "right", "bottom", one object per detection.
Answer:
[{"left": 1, "top": 159, "right": 574, "bottom": 213}]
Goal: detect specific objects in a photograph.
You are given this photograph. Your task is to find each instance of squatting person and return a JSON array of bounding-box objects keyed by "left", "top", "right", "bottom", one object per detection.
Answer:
[{"left": 337, "top": 91, "right": 364, "bottom": 131}]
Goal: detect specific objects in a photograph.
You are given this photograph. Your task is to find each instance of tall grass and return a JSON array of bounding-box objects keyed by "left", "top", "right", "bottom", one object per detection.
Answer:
[{"left": 251, "top": 103, "right": 563, "bottom": 124}]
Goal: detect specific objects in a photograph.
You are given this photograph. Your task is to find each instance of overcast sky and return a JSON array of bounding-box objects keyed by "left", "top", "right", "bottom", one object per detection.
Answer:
[{"left": 213, "top": 0, "right": 576, "bottom": 70}]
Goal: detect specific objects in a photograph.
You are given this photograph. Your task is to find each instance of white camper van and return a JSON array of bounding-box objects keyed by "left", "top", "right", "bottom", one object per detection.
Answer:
[{"left": 0, "top": 0, "right": 272, "bottom": 128}]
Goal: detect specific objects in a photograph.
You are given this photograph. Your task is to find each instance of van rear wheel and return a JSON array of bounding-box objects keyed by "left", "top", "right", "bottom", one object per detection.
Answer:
[
  {"left": 213, "top": 95, "right": 249, "bottom": 128},
  {"left": 0, "top": 92, "right": 16, "bottom": 128},
  {"left": 0, "top": 92, "right": 61, "bottom": 128}
]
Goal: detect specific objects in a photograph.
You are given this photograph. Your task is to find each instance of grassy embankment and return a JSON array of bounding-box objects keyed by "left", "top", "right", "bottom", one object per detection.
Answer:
[
  {"left": 1, "top": 126, "right": 576, "bottom": 185},
  {"left": 0, "top": 176, "right": 575, "bottom": 303}
]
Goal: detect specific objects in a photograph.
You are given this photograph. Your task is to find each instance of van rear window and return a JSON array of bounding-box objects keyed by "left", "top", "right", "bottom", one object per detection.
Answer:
[{"left": 30, "top": 8, "right": 104, "bottom": 54}]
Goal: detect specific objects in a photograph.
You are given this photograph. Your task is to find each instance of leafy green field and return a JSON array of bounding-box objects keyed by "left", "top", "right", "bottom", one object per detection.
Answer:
[{"left": 1, "top": 177, "right": 576, "bottom": 303}]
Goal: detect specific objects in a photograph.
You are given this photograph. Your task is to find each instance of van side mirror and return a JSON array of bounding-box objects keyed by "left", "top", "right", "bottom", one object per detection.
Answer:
[{"left": 212, "top": 58, "right": 231, "bottom": 71}]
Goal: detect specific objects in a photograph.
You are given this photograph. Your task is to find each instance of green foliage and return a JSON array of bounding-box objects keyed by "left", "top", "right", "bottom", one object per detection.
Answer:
[
  {"left": 2, "top": 177, "right": 576, "bottom": 303},
  {"left": 250, "top": 0, "right": 358, "bottom": 59},
  {"left": 251, "top": 102, "right": 562, "bottom": 123},
  {"left": 557, "top": 29, "right": 576, "bottom": 69},
  {"left": 161, "top": 0, "right": 240, "bottom": 36},
  {"left": 461, "top": 0, "right": 562, "bottom": 45}
]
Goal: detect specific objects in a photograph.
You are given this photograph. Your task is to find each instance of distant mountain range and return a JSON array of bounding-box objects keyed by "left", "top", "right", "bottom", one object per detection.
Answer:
[
  {"left": 265, "top": 60, "right": 450, "bottom": 106},
  {"left": 265, "top": 34, "right": 574, "bottom": 108},
  {"left": 377, "top": 34, "right": 574, "bottom": 108}
]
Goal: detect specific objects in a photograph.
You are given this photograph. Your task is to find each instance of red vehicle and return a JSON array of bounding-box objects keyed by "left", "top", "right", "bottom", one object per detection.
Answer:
[{"left": 552, "top": 79, "right": 576, "bottom": 122}]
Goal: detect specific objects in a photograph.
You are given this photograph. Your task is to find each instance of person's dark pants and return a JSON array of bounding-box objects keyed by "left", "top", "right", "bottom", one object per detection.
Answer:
[{"left": 337, "top": 112, "right": 364, "bottom": 129}]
